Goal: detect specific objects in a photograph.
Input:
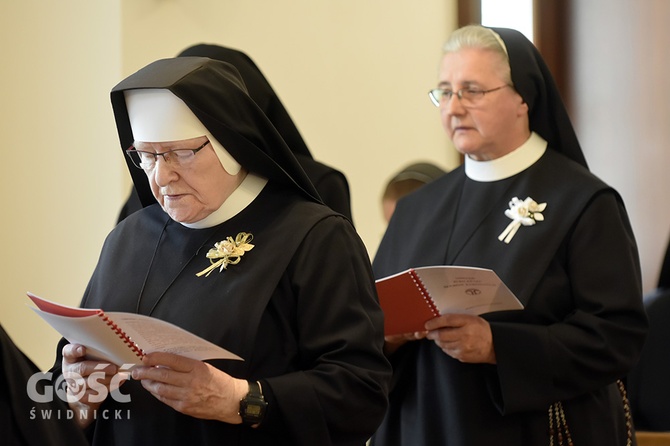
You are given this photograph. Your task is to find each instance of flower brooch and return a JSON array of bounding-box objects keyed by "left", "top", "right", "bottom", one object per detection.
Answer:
[
  {"left": 498, "top": 197, "right": 546, "bottom": 244},
  {"left": 196, "top": 232, "right": 254, "bottom": 277}
]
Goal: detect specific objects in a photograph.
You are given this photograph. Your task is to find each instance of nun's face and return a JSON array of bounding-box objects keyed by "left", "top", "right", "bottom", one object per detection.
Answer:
[
  {"left": 437, "top": 48, "right": 529, "bottom": 161},
  {"left": 136, "top": 136, "right": 246, "bottom": 223}
]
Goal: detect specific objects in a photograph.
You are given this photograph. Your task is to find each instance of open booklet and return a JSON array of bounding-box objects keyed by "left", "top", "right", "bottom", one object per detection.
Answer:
[
  {"left": 27, "top": 292, "right": 242, "bottom": 366},
  {"left": 375, "top": 265, "right": 523, "bottom": 336}
]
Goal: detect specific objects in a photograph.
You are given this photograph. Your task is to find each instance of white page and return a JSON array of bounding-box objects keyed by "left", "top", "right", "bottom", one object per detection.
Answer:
[
  {"left": 108, "top": 312, "right": 242, "bottom": 361},
  {"left": 31, "top": 309, "right": 146, "bottom": 365},
  {"left": 28, "top": 292, "right": 243, "bottom": 365},
  {"left": 413, "top": 266, "right": 523, "bottom": 315}
]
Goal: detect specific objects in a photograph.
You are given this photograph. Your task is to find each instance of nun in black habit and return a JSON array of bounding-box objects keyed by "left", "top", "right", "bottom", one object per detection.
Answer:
[
  {"left": 117, "top": 44, "right": 353, "bottom": 224},
  {"left": 51, "top": 57, "right": 390, "bottom": 445},
  {"left": 370, "top": 25, "right": 646, "bottom": 446}
]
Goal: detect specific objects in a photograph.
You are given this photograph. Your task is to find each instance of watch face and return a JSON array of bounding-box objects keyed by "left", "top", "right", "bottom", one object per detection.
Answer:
[{"left": 244, "top": 403, "right": 263, "bottom": 416}]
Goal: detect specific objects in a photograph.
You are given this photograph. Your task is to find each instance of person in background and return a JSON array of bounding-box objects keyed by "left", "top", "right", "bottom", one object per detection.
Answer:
[
  {"left": 628, "top": 236, "right": 670, "bottom": 431},
  {"left": 117, "top": 44, "right": 353, "bottom": 224},
  {"left": 53, "top": 57, "right": 390, "bottom": 445},
  {"left": 381, "top": 161, "right": 446, "bottom": 222},
  {"left": 1, "top": 323, "right": 88, "bottom": 446},
  {"left": 370, "top": 25, "right": 646, "bottom": 446}
]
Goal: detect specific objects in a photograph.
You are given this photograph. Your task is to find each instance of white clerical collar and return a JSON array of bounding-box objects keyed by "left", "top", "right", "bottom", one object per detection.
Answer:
[
  {"left": 465, "top": 132, "right": 547, "bottom": 182},
  {"left": 180, "top": 173, "right": 268, "bottom": 229}
]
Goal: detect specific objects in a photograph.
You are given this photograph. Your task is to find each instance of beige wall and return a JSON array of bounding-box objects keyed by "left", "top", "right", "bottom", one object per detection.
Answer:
[
  {"left": 1, "top": 0, "right": 457, "bottom": 370},
  {"left": 1, "top": 2, "right": 125, "bottom": 370}
]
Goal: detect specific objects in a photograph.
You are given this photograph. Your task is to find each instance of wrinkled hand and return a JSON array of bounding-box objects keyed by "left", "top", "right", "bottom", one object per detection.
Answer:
[
  {"left": 425, "top": 314, "right": 496, "bottom": 364},
  {"left": 131, "top": 352, "right": 248, "bottom": 423},
  {"left": 62, "top": 344, "right": 125, "bottom": 428}
]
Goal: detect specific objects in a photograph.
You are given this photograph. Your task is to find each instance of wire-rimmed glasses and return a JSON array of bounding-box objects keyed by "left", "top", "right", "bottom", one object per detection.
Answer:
[
  {"left": 125, "top": 141, "right": 210, "bottom": 170},
  {"left": 428, "top": 85, "right": 510, "bottom": 107}
]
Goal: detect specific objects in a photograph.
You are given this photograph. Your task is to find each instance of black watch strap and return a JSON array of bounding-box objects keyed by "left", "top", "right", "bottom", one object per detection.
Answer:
[{"left": 239, "top": 380, "right": 268, "bottom": 426}]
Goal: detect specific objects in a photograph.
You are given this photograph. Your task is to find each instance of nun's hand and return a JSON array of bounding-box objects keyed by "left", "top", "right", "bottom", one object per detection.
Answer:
[
  {"left": 131, "top": 352, "right": 248, "bottom": 424},
  {"left": 425, "top": 314, "right": 496, "bottom": 364},
  {"left": 62, "top": 343, "right": 124, "bottom": 428}
]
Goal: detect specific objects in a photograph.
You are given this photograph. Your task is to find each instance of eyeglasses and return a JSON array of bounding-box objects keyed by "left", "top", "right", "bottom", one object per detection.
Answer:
[
  {"left": 125, "top": 141, "right": 210, "bottom": 170},
  {"left": 428, "top": 85, "right": 510, "bottom": 107}
]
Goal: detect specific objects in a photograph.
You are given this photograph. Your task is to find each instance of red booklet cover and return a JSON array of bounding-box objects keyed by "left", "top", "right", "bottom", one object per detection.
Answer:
[
  {"left": 375, "top": 269, "right": 439, "bottom": 336},
  {"left": 375, "top": 266, "right": 523, "bottom": 336}
]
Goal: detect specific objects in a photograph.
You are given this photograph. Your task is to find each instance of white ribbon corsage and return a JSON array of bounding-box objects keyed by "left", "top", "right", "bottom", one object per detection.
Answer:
[
  {"left": 498, "top": 197, "right": 546, "bottom": 244},
  {"left": 196, "top": 232, "right": 254, "bottom": 277}
]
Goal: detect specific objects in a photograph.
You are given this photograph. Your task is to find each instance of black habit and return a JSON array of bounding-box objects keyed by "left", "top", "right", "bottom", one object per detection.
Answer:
[
  {"left": 1, "top": 324, "right": 88, "bottom": 446},
  {"left": 370, "top": 148, "right": 646, "bottom": 446}
]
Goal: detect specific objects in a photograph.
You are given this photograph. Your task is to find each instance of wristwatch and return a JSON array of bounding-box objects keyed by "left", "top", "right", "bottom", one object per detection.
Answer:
[{"left": 239, "top": 380, "right": 268, "bottom": 426}]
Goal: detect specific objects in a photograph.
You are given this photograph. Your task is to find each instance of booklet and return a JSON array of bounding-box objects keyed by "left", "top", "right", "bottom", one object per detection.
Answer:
[
  {"left": 375, "top": 265, "right": 523, "bottom": 336},
  {"left": 27, "top": 292, "right": 243, "bottom": 366}
]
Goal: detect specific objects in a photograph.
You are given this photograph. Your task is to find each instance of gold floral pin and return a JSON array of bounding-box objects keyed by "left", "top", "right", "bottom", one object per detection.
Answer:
[
  {"left": 498, "top": 197, "right": 546, "bottom": 244},
  {"left": 196, "top": 232, "right": 254, "bottom": 277}
]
